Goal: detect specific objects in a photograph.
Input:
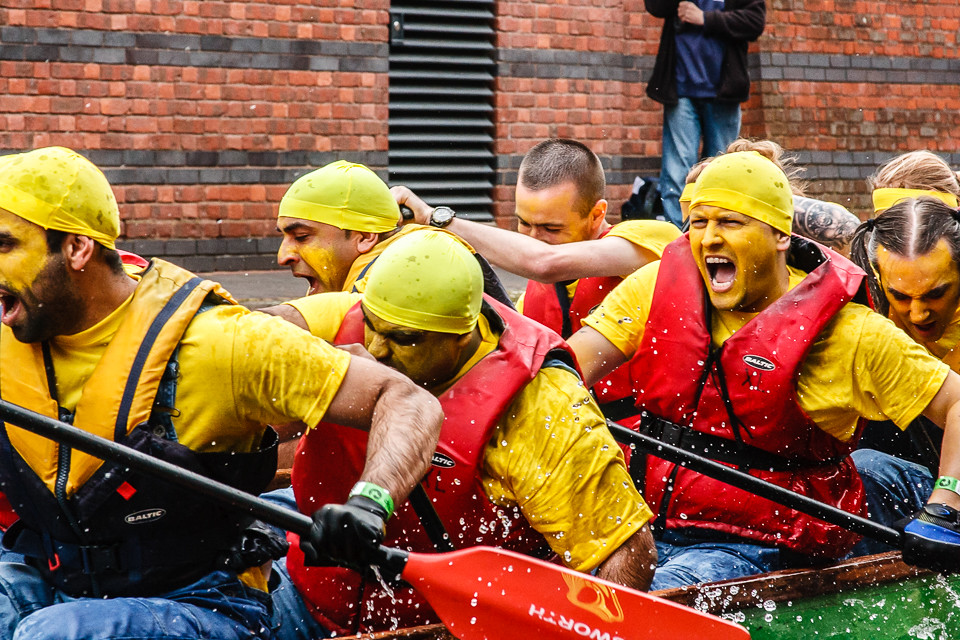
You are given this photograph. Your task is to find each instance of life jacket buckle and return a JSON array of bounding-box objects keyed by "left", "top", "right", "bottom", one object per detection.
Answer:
[{"left": 48, "top": 552, "right": 60, "bottom": 571}]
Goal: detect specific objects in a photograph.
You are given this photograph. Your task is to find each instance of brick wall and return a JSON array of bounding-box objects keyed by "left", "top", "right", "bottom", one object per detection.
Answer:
[
  {"left": 2, "top": 1, "right": 956, "bottom": 265},
  {"left": 0, "top": 0, "right": 389, "bottom": 270}
]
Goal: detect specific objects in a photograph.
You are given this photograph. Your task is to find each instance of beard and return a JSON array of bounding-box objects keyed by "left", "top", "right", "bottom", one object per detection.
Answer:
[{"left": 8, "top": 255, "right": 86, "bottom": 343}]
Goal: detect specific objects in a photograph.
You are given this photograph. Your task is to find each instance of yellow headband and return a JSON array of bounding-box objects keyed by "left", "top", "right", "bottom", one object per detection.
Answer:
[
  {"left": 0, "top": 147, "right": 119, "bottom": 249},
  {"left": 279, "top": 160, "right": 401, "bottom": 233},
  {"left": 679, "top": 182, "right": 697, "bottom": 203},
  {"left": 363, "top": 229, "right": 482, "bottom": 334},
  {"left": 872, "top": 187, "right": 959, "bottom": 214},
  {"left": 690, "top": 151, "right": 793, "bottom": 235}
]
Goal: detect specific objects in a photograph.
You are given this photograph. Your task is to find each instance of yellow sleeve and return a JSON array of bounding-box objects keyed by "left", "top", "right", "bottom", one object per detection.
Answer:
[
  {"left": 849, "top": 309, "right": 950, "bottom": 428},
  {"left": 284, "top": 292, "right": 362, "bottom": 341},
  {"left": 174, "top": 306, "right": 351, "bottom": 450},
  {"left": 581, "top": 261, "right": 660, "bottom": 358},
  {"left": 481, "top": 366, "right": 653, "bottom": 572},
  {"left": 608, "top": 220, "right": 682, "bottom": 259}
]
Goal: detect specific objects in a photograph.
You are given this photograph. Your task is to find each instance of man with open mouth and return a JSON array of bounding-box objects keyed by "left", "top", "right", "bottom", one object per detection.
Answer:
[
  {"left": 568, "top": 150, "right": 960, "bottom": 587},
  {"left": 0, "top": 147, "right": 444, "bottom": 640}
]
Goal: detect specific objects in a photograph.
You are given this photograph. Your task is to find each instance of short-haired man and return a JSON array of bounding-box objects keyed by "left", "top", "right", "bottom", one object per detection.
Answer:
[
  {"left": 264, "top": 230, "right": 656, "bottom": 637},
  {"left": 568, "top": 150, "right": 960, "bottom": 589},
  {"left": 394, "top": 139, "right": 680, "bottom": 419},
  {"left": 0, "top": 147, "right": 443, "bottom": 639}
]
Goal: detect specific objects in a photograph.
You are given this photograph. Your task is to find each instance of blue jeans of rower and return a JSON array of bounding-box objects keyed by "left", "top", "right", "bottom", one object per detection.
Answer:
[
  {"left": 261, "top": 487, "right": 331, "bottom": 640},
  {"left": 0, "top": 564, "right": 272, "bottom": 640},
  {"left": 650, "top": 449, "right": 932, "bottom": 591},
  {"left": 659, "top": 97, "right": 741, "bottom": 227}
]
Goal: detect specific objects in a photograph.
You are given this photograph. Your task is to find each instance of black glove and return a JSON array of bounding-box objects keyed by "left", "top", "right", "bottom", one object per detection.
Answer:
[
  {"left": 300, "top": 495, "right": 388, "bottom": 570},
  {"left": 901, "top": 503, "right": 960, "bottom": 573},
  {"left": 218, "top": 520, "right": 290, "bottom": 572}
]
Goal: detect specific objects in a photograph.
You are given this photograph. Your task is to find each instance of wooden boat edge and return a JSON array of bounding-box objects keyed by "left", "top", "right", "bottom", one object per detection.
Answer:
[{"left": 353, "top": 551, "right": 927, "bottom": 639}]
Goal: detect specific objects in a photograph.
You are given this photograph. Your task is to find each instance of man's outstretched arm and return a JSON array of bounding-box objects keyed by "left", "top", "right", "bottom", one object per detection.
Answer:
[{"left": 392, "top": 185, "right": 657, "bottom": 283}]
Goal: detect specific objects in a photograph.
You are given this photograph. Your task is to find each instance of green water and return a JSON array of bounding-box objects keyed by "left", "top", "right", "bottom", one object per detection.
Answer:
[{"left": 722, "top": 574, "right": 960, "bottom": 639}]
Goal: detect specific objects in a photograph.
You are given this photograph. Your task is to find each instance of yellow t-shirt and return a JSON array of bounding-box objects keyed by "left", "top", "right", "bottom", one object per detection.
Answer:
[
  {"left": 584, "top": 261, "right": 951, "bottom": 442},
  {"left": 50, "top": 293, "right": 352, "bottom": 453},
  {"left": 291, "top": 294, "right": 653, "bottom": 571},
  {"left": 516, "top": 219, "right": 681, "bottom": 314}
]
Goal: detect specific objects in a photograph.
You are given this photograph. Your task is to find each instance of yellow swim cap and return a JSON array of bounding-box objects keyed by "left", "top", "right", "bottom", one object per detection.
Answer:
[
  {"left": 872, "top": 187, "right": 959, "bottom": 214},
  {"left": 679, "top": 182, "right": 697, "bottom": 204},
  {"left": 363, "top": 229, "right": 483, "bottom": 334},
  {"left": 690, "top": 151, "right": 793, "bottom": 235},
  {"left": 0, "top": 147, "right": 120, "bottom": 249},
  {"left": 279, "top": 160, "right": 401, "bottom": 234}
]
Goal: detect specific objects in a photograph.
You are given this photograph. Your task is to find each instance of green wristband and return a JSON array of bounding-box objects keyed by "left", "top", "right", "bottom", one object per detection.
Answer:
[
  {"left": 935, "top": 476, "right": 960, "bottom": 496},
  {"left": 349, "top": 481, "right": 395, "bottom": 519}
]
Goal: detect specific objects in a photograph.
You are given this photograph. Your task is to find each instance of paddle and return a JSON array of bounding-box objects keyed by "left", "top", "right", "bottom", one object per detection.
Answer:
[
  {"left": 0, "top": 399, "right": 750, "bottom": 640},
  {"left": 607, "top": 419, "right": 903, "bottom": 548}
]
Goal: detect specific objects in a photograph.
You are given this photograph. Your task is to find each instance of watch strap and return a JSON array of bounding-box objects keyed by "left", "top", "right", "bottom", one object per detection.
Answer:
[{"left": 349, "top": 481, "right": 395, "bottom": 519}]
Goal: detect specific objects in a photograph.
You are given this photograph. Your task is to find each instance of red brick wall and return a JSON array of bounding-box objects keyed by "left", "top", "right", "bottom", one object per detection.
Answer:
[
  {"left": 0, "top": 0, "right": 389, "bottom": 269},
  {"left": 3, "top": 1, "right": 957, "bottom": 262}
]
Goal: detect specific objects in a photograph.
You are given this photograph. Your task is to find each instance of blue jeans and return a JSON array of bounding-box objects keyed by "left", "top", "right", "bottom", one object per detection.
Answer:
[
  {"left": 650, "top": 449, "right": 932, "bottom": 591},
  {"left": 659, "top": 97, "right": 741, "bottom": 227},
  {"left": 0, "top": 565, "right": 272, "bottom": 640},
  {"left": 261, "top": 487, "right": 330, "bottom": 640}
]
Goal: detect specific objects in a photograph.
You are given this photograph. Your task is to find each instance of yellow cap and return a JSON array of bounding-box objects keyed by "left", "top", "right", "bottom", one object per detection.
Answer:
[
  {"left": 0, "top": 147, "right": 120, "bottom": 249},
  {"left": 872, "top": 187, "right": 959, "bottom": 214},
  {"left": 679, "top": 182, "right": 697, "bottom": 203},
  {"left": 690, "top": 151, "right": 793, "bottom": 235},
  {"left": 363, "top": 229, "right": 482, "bottom": 334},
  {"left": 279, "top": 160, "right": 401, "bottom": 233}
]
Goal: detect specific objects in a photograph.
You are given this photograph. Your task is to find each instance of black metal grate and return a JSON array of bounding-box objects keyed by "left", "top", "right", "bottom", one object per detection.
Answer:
[{"left": 388, "top": 1, "right": 496, "bottom": 221}]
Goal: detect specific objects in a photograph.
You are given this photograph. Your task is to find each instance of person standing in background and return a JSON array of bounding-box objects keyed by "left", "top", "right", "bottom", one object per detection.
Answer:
[{"left": 645, "top": 0, "right": 766, "bottom": 227}]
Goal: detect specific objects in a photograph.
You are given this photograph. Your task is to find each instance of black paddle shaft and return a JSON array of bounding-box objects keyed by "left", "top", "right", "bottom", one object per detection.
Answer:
[
  {"left": 0, "top": 398, "right": 409, "bottom": 573},
  {"left": 607, "top": 420, "right": 904, "bottom": 548}
]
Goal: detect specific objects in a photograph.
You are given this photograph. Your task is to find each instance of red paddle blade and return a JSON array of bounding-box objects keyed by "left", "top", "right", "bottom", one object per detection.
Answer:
[{"left": 401, "top": 547, "right": 750, "bottom": 640}]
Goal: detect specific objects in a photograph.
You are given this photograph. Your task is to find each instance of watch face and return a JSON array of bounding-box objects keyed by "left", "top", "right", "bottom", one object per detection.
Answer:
[{"left": 431, "top": 206, "right": 455, "bottom": 227}]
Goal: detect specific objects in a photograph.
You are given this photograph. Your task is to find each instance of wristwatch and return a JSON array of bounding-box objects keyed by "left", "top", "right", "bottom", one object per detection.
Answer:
[{"left": 429, "top": 206, "right": 456, "bottom": 228}]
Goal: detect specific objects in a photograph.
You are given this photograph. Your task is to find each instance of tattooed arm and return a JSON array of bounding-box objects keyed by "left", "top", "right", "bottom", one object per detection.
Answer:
[{"left": 792, "top": 195, "right": 861, "bottom": 257}]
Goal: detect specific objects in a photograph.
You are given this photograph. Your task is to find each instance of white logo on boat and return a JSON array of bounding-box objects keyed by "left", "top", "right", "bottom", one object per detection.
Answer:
[
  {"left": 528, "top": 604, "right": 625, "bottom": 640},
  {"left": 742, "top": 355, "right": 775, "bottom": 371},
  {"left": 431, "top": 452, "right": 456, "bottom": 468},
  {"left": 124, "top": 509, "right": 166, "bottom": 525}
]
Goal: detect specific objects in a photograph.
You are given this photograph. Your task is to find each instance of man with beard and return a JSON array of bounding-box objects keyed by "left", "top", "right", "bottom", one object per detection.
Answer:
[
  {"left": 0, "top": 147, "right": 443, "bottom": 640},
  {"left": 568, "top": 150, "right": 960, "bottom": 587}
]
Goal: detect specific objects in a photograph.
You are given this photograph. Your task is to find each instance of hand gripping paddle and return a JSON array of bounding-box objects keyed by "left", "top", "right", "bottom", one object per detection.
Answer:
[{"left": 0, "top": 399, "right": 750, "bottom": 640}]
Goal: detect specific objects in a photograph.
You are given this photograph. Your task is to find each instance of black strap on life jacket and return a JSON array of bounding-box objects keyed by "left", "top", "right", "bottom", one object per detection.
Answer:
[{"left": 552, "top": 280, "right": 575, "bottom": 339}]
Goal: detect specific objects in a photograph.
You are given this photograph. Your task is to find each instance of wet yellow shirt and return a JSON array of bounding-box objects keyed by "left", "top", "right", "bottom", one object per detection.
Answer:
[
  {"left": 516, "top": 219, "right": 681, "bottom": 313},
  {"left": 288, "top": 292, "right": 653, "bottom": 571},
  {"left": 50, "top": 293, "right": 351, "bottom": 453},
  {"left": 584, "top": 261, "right": 951, "bottom": 442}
]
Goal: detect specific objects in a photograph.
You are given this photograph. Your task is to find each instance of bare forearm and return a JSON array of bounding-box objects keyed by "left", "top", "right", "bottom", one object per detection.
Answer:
[
  {"left": 361, "top": 378, "right": 444, "bottom": 503},
  {"left": 596, "top": 525, "right": 657, "bottom": 591},
  {"left": 446, "top": 218, "right": 563, "bottom": 281}
]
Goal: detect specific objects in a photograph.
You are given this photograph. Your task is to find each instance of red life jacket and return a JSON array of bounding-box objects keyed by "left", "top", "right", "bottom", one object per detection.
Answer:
[
  {"left": 629, "top": 235, "right": 868, "bottom": 558},
  {"left": 287, "top": 296, "right": 573, "bottom": 635},
  {"left": 521, "top": 227, "right": 636, "bottom": 414}
]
